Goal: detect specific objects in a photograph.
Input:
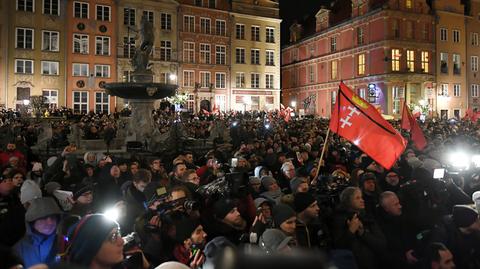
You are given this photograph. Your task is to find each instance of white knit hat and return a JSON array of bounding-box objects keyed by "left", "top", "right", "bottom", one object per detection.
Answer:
[{"left": 20, "top": 179, "right": 42, "bottom": 204}]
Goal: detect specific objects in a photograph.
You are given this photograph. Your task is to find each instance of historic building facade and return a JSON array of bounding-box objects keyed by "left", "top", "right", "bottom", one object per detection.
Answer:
[
  {"left": 6, "top": 0, "right": 67, "bottom": 110},
  {"left": 0, "top": 0, "right": 7, "bottom": 106},
  {"left": 177, "top": 0, "right": 230, "bottom": 112},
  {"left": 0, "top": 0, "right": 280, "bottom": 112},
  {"left": 66, "top": 0, "right": 117, "bottom": 113},
  {"left": 466, "top": 0, "right": 480, "bottom": 111},
  {"left": 229, "top": 0, "right": 281, "bottom": 111},
  {"left": 282, "top": 0, "right": 437, "bottom": 117},
  {"left": 434, "top": 0, "right": 468, "bottom": 119}
]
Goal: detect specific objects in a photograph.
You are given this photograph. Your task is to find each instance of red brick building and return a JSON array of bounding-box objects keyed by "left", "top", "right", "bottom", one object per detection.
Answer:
[
  {"left": 66, "top": 0, "right": 117, "bottom": 113},
  {"left": 281, "top": 0, "right": 435, "bottom": 117},
  {"left": 177, "top": 0, "right": 231, "bottom": 112}
]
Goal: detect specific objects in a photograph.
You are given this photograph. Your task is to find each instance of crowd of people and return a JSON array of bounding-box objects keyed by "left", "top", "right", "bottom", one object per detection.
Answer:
[{"left": 0, "top": 107, "right": 479, "bottom": 269}]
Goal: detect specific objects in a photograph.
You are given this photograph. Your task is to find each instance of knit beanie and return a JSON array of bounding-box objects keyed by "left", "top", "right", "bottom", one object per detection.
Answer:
[
  {"left": 289, "top": 177, "right": 306, "bottom": 194},
  {"left": 20, "top": 179, "right": 42, "bottom": 204},
  {"left": 294, "top": 192, "right": 316, "bottom": 213},
  {"left": 259, "top": 229, "right": 292, "bottom": 253},
  {"left": 272, "top": 204, "right": 296, "bottom": 227},
  {"left": 249, "top": 176, "right": 261, "bottom": 185},
  {"left": 31, "top": 162, "right": 43, "bottom": 172},
  {"left": 359, "top": 172, "right": 376, "bottom": 186},
  {"left": 175, "top": 218, "right": 199, "bottom": 243},
  {"left": 213, "top": 199, "right": 236, "bottom": 220},
  {"left": 261, "top": 176, "right": 277, "bottom": 190},
  {"left": 452, "top": 205, "right": 479, "bottom": 228},
  {"left": 68, "top": 214, "right": 120, "bottom": 266},
  {"left": 73, "top": 183, "right": 93, "bottom": 200}
]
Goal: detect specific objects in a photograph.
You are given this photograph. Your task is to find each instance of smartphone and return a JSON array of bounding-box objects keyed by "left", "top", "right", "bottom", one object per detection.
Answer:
[
  {"left": 231, "top": 158, "right": 238, "bottom": 168},
  {"left": 433, "top": 168, "right": 445, "bottom": 179}
]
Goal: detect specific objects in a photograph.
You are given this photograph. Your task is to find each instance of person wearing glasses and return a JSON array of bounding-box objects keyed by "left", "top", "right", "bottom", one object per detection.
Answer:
[{"left": 67, "top": 214, "right": 149, "bottom": 269}]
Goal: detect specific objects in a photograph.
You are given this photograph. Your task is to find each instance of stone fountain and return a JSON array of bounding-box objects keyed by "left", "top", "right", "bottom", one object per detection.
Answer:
[{"left": 104, "top": 15, "right": 177, "bottom": 148}]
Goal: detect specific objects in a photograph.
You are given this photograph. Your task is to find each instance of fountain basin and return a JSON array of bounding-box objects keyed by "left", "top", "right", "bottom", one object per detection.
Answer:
[{"left": 104, "top": 83, "right": 177, "bottom": 99}]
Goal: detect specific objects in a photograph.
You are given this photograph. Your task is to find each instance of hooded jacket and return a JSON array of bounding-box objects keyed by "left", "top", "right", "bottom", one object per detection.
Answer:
[{"left": 14, "top": 224, "right": 58, "bottom": 268}]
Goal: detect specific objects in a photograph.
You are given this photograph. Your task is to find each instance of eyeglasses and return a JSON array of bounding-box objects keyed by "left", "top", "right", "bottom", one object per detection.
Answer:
[{"left": 108, "top": 230, "right": 121, "bottom": 243}]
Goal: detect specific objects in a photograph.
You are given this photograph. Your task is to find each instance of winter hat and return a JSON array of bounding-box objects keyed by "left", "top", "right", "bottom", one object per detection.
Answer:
[
  {"left": 203, "top": 236, "right": 235, "bottom": 261},
  {"left": 281, "top": 162, "right": 294, "bottom": 173},
  {"left": 254, "top": 197, "right": 271, "bottom": 209},
  {"left": 294, "top": 192, "right": 316, "bottom": 213},
  {"left": 290, "top": 177, "right": 307, "bottom": 194},
  {"left": 421, "top": 158, "right": 442, "bottom": 174},
  {"left": 155, "top": 262, "right": 190, "bottom": 269},
  {"left": 47, "top": 156, "right": 58, "bottom": 167},
  {"left": 213, "top": 199, "right": 236, "bottom": 220},
  {"left": 359, "top": 172, "right": 376, "bottom": 185},
  {"left": 259, "top": 229, "right": 292, "bottom": 253},
  {"left": 68, "top": 214, "right": 120, "bottom": 266},
  {"left": 175, "top": 218, "right": 199, "bottom": 243},
  {"left": 452, "top": 205, "right": 479, "bottom": 228},
  {"left": 20, "top": 179, "right": 42, "bottom": 204},
  {"left": 73, "top": 183, "right": 93, "bottom": 200},
  {"left": 25, "top": 197, "right": 62, "bottom": 222},
  {"left": 272, "top": 204, "right": 296, "bottom": 227},
  {"left": 31, "top": 162, "right": 43, "bottom": 172},
  {"left": 249, "top": 176, "right": 261, "bottom": 185},
  {"left": 261, "top": 176, "right": 277, "bottom": 190},
  {"left": 44, "top": 181, "right": 61, "bottom": 194}
]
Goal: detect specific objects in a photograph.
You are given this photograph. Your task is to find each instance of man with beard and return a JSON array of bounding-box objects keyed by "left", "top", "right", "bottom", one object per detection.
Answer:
[
  {"left": 205, "top": 199, "right": 248, "bottom": 245},
  {"left": 0, "top": 142, "right": 25, "bottom": 171},
  {"left": 173, "top": 218, "right": 207, "bottom": 268}
]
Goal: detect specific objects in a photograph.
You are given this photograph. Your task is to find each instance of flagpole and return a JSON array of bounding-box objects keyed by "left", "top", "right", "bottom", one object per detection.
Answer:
[{"left": 312, "top": 127, "right": 331, "bottom": 185}]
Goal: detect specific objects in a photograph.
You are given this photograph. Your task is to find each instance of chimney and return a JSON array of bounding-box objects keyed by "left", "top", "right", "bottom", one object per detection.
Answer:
[
  {"left": 315, "top": 7, "right": 331, "bottom": 32},
  {"left": 289, "top": 21, "right": 302, "bottom": 43}
]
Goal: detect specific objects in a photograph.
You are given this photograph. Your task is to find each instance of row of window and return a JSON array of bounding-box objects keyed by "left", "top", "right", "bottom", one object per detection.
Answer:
[
  {"left": 440, "top": 28, "right": 462, "bottom": 43},
  {"left": 182, "top": 71, "right": 275, "bottom": 89},
  {"left": 439, "top": 52, "right": 461, "bottom": 74},
  {"left": 15, "top": 28, "right": 111, "bottom": 56},
  {"left": 17, "top": 0, "right": 113, "bottom": 21},
  {"left": 439, "top": 83, "right": 462, "bottom": 97},
  {"left": 234, "top": 48, "right": 275, "bottom": 65},
  {"left": 124, "top": 8, "right": 172, "bottom": 30},
  {"left": 182, "top": 16, "right": 226, "bottom": 36},
  {"left": 235, "top": 24, "right": 275, "bottom": 43},
  {"left": 14, "top": 59, "right": 111, "bottom": 78},
  {"left": 72, "top": 91, "right": 109, "bottom": 114}
]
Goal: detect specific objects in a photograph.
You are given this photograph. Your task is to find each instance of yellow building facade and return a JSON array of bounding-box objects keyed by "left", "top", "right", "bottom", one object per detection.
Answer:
[
  {"left": 466, "top": 0, "right": 480, "bottom": 111},
  {"left": 230, "top": 0, "right": 281, "bottom": 111},
  {"left": 434, "top": 0, "right": 468, "bottom": 119},
  {"left": 6, "top": 0, "right": 66, "bottom": 109},
  {"left": 116, "top": 0, "right": 179, "bottom": 108},
  {"left": 0, "top": 0, "right": 8, "bottom": 106}
]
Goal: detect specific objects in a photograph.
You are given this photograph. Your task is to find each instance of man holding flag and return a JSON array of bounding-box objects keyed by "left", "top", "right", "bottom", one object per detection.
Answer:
[{"left": 329, "top": 82, "right": 406, "bottom": 169}]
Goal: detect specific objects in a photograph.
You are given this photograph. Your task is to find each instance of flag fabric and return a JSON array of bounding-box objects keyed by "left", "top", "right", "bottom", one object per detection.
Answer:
[
  {"left": 463, "top": 108, "right": 480, "bottom": 122},
  {"left": 401, "top": 102, "right": 427, "bottom": 151},
  {"left": 280, "top": 104, "right": 293, "bottom": 122},
  {"left": 329, "top": 82, "right": 406, "bottom": 169}
]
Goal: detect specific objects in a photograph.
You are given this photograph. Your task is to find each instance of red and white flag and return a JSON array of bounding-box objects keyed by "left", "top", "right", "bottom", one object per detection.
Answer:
[{"left": 329, "top": 82, "right": 406, "bottom": 169}]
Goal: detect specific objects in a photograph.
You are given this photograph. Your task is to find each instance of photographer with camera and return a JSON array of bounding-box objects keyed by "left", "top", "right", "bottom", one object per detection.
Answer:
[{"left": 66, "top": 213, "right": 150, "bottom": 269}]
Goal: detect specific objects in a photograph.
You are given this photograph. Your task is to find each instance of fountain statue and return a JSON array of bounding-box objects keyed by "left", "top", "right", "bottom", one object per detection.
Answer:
[{"left": 104, "top": 14, "right": 177, "bottom": 149}]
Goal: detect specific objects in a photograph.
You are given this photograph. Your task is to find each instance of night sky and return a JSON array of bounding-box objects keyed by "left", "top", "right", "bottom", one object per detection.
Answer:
[{"left": 279, "top": 0, "right": 333, "bottom": 46}]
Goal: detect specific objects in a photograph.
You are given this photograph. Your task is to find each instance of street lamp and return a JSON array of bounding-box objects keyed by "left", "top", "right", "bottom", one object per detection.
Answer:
[{"left": 169, "top": 74, "right": 177, "bottom": 84}]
